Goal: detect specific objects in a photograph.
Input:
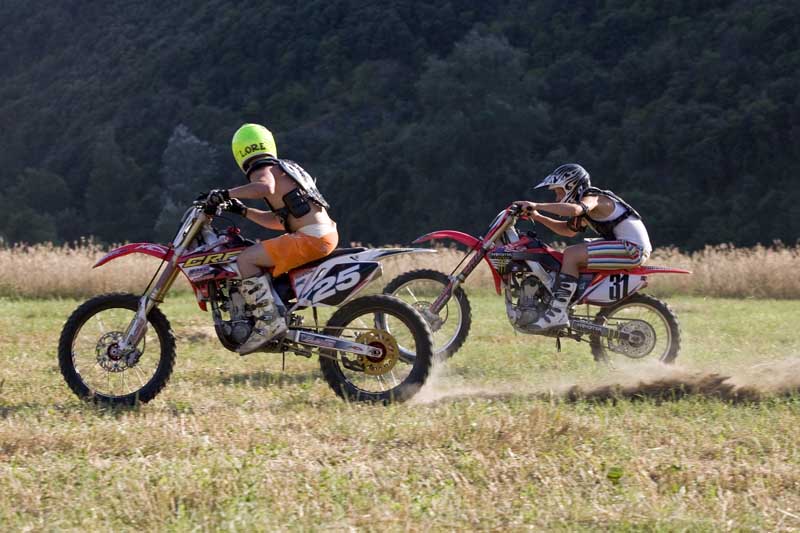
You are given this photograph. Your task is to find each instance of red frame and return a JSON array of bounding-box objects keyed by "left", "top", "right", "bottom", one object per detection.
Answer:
[
  {"left": 94, "top": 241, "right": 250, "bottom": 311},
  {"left": 413, "top": 206, "right": 690, "bottom": 302}
]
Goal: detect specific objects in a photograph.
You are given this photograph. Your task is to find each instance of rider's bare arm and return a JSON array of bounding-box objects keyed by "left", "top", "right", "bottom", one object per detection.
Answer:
[
  {"left": 227, "top": 166, "right": 280, "bottom": 200},
  {"left": 521, "top": 196, "right": 601, "bottom": 218},
  {"left": 532, "top": 212, "right": 581, "bottom": 237},
  {"left": 243, "top": 208, "right": 284, "bottom": 231},
  {"left": 228, "top": 181, "right": 272, "bottom": 200}
]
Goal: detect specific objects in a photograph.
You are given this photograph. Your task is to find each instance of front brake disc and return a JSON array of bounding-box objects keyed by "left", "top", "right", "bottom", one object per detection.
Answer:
[
  {"left": 95, "top": 331, "right": 130, "bottom": 372},
  {"left": 410, "top": 302, "right": 445, "bottom": 332}
]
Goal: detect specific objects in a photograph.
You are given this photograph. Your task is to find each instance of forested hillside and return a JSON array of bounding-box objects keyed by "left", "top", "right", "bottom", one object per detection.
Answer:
[{"left": 0, "top": 0, "right": 797, "bottom": 249}]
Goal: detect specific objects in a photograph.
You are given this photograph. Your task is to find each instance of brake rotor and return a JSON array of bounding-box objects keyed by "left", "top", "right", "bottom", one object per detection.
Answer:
[
  {"left": 355, "top": 329, "right": 400, "bottom": 376},
  {"left": 607, "top": 319, "right": 657, "bottom": 359},
  {"left": 95, "top": 331, "right": 130, "bottom": 372},
  {"left": 410, "top": 301, "right": 445, "bottom": 332}
]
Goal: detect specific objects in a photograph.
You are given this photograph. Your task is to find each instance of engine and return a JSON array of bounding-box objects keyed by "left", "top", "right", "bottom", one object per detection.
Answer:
[
  {"left": 506, "top": 273, "right": 552, "bottom": 331},
  {"left": 213, "top": 282, "right": 254, "bottom": 348}
]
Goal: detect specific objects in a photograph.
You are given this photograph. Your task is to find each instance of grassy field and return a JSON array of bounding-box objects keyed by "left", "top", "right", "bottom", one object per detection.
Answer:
[{"left": 1, "top": 291, "right": 800, "bottom": 531}]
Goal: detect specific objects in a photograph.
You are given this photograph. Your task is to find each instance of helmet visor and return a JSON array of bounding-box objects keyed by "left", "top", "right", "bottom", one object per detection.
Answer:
[{"left": 534, "top": 175, "right": 566, "bottom": 191}]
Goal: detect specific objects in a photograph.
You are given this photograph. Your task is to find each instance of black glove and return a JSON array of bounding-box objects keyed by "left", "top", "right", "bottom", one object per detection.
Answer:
[
  {"left": 225, "top": 198, "right": 248, "bottom": 217},
  {"left": 205, "top": 189, "right": 230, "bottom": 207}
]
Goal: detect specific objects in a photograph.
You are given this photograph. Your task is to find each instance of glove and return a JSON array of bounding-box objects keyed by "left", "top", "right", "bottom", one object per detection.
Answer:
[
  {"left": 205, "top": 189, "right": 230, "bottom": 207},
  {"left": 512, "top": 201, "right": 535, "bottom": 217},
  {"left": 225, "top": 198, "right": 248, "bottom": 217}
]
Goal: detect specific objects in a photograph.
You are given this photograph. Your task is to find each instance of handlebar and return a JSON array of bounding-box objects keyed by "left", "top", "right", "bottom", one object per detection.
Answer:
[
  {"left": 192, "top": 199, "right": 235, "bottom": 217},
  {"left": 506, "top": 202, "right": 535, "bottom": 221}
]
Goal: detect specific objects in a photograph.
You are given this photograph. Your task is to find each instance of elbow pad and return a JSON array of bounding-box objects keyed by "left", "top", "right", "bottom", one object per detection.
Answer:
[{"left": 567, "top": 216, "right": 585, "bottom": 233}]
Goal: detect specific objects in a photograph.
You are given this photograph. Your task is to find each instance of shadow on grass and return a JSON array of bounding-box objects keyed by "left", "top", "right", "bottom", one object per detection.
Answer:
[
  {"left": 217, "top": 369, "right": 321, "bottom": 388},
  {"left": 0, "top": 400, "right": 147, "bottom": 418},
  {"left": 422, "top": 372, "right": 800, "bottom": 406}
]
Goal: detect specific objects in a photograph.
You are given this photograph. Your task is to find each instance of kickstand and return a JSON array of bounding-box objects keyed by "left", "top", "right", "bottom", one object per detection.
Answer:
[
  {"left": 281, "top": 351, "right": 286, "bottom": 371},
  {"left": 555, "top": 336, "right": 562, "bottom": 353}
]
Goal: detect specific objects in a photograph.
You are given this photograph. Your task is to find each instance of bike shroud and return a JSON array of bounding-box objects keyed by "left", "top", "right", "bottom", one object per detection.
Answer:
[
  {"left": 58, "top": 200, "right": 436, "bottom": 405},
  {"left": 383, "top": 204, "right": 689, "bottom": 363}
]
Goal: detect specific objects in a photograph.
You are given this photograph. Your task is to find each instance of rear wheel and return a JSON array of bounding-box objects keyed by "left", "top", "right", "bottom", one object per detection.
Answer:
[
  {"left": 319, "top": 295, "right": 433, "bottom": 404},
  {"left": 590, "top": 293, "right": 681, "bottom": 364},
  {"left": 383, "top": 269, "right": 471, "bottom": 360},
  {"left": 58, "top": 293, "right": 176, "bottom": 406}
]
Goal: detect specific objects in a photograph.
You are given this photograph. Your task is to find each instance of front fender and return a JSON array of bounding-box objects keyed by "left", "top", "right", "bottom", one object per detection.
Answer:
[
  {"left": 412, "top": 230, "right": 503, "bottom": 294},
  {"left": 94, "top": 243, "right": 173, "bottom": 268},
  {"left": 413, "top": 230, "right": 481, "bottom": 249}
]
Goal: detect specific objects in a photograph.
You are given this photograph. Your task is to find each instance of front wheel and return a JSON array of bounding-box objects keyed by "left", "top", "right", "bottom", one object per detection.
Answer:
[
  {"left": 383, "top": 269, "right": 471, "bottom": 360},
  {"left": 319, "top": 295, "right": 433, "bottom": 404},
  {"left": 58, "top": 293, "right": 176, "bottom": 406},
  {"left": 590, "top": 293, "right": 681, "bottom": 364}
]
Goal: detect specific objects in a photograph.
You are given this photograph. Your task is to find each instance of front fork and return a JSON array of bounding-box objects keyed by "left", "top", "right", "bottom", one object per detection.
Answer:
[
  {"left": 428, "top": 216, "right": 514, "bottom": 315},
  {"left": 118, "top": 212, "right": 208, "bottom": 352},
  {"left": 428, "top": 248, "right": 486, "bottom": 314}
]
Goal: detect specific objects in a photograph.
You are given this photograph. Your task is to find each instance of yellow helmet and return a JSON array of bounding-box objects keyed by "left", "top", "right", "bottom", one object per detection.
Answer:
[{"left": 231, "top": 123, "right": 278, "bottom": 173}]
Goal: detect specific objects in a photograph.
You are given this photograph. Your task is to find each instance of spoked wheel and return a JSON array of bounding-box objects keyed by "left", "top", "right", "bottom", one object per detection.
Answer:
[
  {"left": 58, "top": 293, "right": 176, "bottom": 406},
  {"left": 319, "top": 295, "right": 433, "bottom": 404},
  {"left": 383, "top": 269, "right": 471, "bottom": 360},
  {"left": 590, "top": 294, "right": 681, "bottom": 365}
]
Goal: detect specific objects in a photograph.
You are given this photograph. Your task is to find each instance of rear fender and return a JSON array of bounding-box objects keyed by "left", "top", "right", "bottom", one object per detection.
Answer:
[
  {"left": 630, "top": 265, "right": 691, "bottom": 275},
  {"left": 413, "top": 230, "right": 503, "bottom": 294},
  {"left": 290, "top": 249, "right": 436, "bottom": 307},
  {"left": 577, "top": 265, "right": 691, "bottom": 305}
]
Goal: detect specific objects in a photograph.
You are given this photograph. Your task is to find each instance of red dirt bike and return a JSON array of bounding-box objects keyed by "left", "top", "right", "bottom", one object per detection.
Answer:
[
  {"left": 383, "top": 204, "right": 690, "bottom": 363},
  {"left": 58, "top": 200, "right": 435, "bottom": 406}
]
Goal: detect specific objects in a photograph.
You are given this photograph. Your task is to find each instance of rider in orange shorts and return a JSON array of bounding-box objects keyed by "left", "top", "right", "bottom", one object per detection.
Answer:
[{"left": 203, "top": 124, "right": 338, "bottom": 354}]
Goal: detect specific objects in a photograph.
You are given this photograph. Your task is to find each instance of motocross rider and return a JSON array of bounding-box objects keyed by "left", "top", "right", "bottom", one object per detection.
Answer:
[
  {"left": 515, "top": 164, "right": 652, "bottom": 330},
  {"left": 203, "top": 123, "right": 338, "bottom": 354}
]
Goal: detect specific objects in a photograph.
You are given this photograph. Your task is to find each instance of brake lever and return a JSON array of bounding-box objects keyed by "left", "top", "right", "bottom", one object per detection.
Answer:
[{"left": 507, "top": 204, "right": 523, "bottom": 216}]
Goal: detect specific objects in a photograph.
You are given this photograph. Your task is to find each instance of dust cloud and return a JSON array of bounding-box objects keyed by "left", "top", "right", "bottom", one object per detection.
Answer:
[{"left": 413, "top": 357, "right": 800, "bottom": 405}]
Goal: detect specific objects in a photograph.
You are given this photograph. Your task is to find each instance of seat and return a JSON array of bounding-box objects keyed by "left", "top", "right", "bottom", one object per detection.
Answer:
[{"left": 294, "top": 247, "right": 367, "bottom": 270}]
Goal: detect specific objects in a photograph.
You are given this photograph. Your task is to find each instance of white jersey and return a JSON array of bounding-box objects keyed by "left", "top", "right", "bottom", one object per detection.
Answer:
[{"left": 592, "top": 198, "right": 652, "bottom": 254}]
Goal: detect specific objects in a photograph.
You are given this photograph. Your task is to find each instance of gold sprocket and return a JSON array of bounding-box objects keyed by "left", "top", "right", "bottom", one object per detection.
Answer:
[{"left": 355, "top": 329, "right": 400, "bottom": 376}]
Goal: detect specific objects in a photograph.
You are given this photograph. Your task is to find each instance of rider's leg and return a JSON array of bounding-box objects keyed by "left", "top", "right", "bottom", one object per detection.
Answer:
[
  {"left": 561, "top": 243, "right": 588, "bottom": 278},
  {"left": 531, "top": 243, "right": 587, "bottom": 330},
  {"left": 237, "top": 243, "right": 274, "bottom": 278},
  {"left": 235, "top": 243, "right": 287, "bottom": 355},
  {"left": 234, "top": 231, "right": 339, "bottom": 354}
]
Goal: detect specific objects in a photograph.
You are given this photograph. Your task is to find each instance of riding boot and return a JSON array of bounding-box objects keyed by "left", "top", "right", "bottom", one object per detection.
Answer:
[
  {"left": 530, "top": 273, "right": 578, "bottom": 330},
  {"left": 237, "top": 274, "right": 288, "bottom": 355}
]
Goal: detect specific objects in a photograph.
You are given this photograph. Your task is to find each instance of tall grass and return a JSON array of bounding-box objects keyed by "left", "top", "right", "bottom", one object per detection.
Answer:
[
  {"left": 0, "top": 241, "right": 190, "bottom": 299},
  {"left": 0, "top": 242, "right": 798, "bottom": 299}
]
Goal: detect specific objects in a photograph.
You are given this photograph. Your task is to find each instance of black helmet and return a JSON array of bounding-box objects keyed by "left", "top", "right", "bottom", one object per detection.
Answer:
[{"left": 535, "top": 164, "right": 591, "bottom": 203}]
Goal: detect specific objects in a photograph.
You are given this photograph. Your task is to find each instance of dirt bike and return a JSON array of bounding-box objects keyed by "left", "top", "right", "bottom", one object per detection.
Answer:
[
  {"left": 58, "top": 200, "right": 436, "bottom": 406},
  {"left": 383, "top": 204, "right": 690, "bottom": 363}
]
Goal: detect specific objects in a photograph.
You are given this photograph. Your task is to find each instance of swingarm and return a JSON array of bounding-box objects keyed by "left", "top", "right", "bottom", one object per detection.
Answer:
[
  {"left": 284, "top": 330, "right": 383, "bottom": 358},
  {"left": 570, "top": 319, "right": 630, "bottom": 341}
]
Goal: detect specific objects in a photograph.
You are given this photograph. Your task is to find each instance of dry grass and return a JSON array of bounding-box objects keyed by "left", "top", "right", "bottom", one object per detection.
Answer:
[
  {"left": 0, "top": 241, "right": 191, "bottom": 299},
  {"left": 1, "top": 295, "right": 800, "bottom": 530},
  {"left": 645, "top": 244, "right": 800, "bottom": 299},
  {"left": 1, "top": 241, "right": 799, "bottom": 299}
]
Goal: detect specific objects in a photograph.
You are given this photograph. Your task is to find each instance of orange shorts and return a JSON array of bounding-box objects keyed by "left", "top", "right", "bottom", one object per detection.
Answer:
[{"left": 262, "top": 229, "right": 339, "bottom": 276}]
